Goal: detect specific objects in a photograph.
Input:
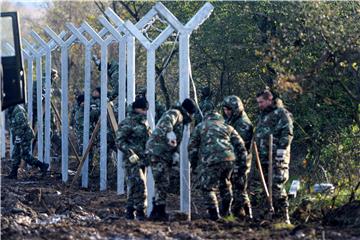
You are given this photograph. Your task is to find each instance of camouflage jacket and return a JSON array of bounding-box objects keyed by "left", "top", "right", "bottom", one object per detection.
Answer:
[
  {"left": 255, "top": 99, "right": 294, "bottom": 161},
  {"left": 8, "top": 105, "right": 34, "bottom": 141},
  {"left": 223, "top": 95, "right": 253, "bottom": 151},
  {"left": 194, "top": 98, "right": 213, "bottom": 126},
  {"left": 108, "top": 60, "right": 119, "bottom": 101},
  {"left": 116, "top": 110, "right": 152, "bottom": 166},
  {"left": 74, "top": 104, "right": 84, "bottom": 138},
  {"left": 146, "top": 106, "right": 190, "bottom": 158},
  {"left": 188, "top": 112, "right": 247, "bottom": 167}
]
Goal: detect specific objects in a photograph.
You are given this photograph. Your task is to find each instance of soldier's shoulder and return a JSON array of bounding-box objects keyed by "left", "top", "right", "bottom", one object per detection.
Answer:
[{"left": 274, "top": 106, "right": 293, "bottom": 120}]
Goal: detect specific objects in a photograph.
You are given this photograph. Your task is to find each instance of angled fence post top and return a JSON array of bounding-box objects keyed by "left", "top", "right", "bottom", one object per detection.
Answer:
[
  {"left": 98, "top": 16, "right": 126, "bottom": 42},
  {"left": 44, "top": 26, "right": 78, "bottom": 48},
  {"left": 81, "top": 21, "right": 113, "bottom": 46},
  {"left": 155, "top": 2, "right": 214, "bottom": 33}
]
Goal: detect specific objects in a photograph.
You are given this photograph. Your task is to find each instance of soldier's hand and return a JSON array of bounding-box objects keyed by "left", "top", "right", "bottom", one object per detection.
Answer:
[
  {"left": 275, "top": 149, "right": 286, "bottom": 162},
  {"left": 14, "top": 136, "right": 22, "bottom": 144},
  {"left": 128, "top": 149, "right": 139, "bottom": 164},
  {"left": 166, "top": 131, "right": 177, "bottom": 147},
  {"left": 172, "top": 152, "right": 180, "bottom": 166}
]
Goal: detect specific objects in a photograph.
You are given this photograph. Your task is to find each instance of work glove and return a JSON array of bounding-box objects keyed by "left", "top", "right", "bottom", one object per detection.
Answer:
[
  {"left": 172, "top": 152, "right": 180, "bottom": 166},
  {"left": 166, "top": 131, "right": 177, "bottom": 147},
  {"left": 128, "top": 150, "right": 139, "bottom": 164},
  {"left": 275, "top": 149, "right": 286, "bottom": 162},
  {"left": 14, "top": 136, "right": 22, "bottom": 144}
]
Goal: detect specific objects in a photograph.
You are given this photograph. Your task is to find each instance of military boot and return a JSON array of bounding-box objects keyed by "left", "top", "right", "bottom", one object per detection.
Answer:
[
  {"left": 35, "top": 161, "right": 49, "bottom": 175},
  {"left": 275, "top": 207, "right": 291, "bottom": 224},
  {"left": 208, "top": 207, "right": 220, "bottom": 221},
  {"left": 149, "top": 203, "right": 159, "bottom": 220},
  {"left": 233, "top": 206, "right": 246, "bottom": 220},
  {"left": 244, "top": 203, "right": 253, "bottom": 220},
  {"left": 220, "top": 200, "right": 231, "bottom": 217},
  {"left": 136, "top": 208, "right": 146, "bottom": 221},
  {"left": 125, "top": 206, "right": 135, "bottom": 220},
  {"left": 6, "top": 168, "right": 18, "bottom": 179},
  {"left": 156, "top": 204, "right": 169, "bottom": 221}
]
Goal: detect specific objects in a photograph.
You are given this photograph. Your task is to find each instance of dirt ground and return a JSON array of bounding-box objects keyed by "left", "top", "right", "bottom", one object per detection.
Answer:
[{"left": 1, "top": 158, "right": 359, "bottom": 240}]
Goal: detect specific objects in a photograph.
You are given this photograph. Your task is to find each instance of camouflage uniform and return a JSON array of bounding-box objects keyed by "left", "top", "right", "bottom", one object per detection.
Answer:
[
  {"left": 254, "top": 98, "right": 293, "bottom": 221},
  {"left": 108, "top": 59, "right": 119, "bottom": 101},
  {"left": 194, "top": 87, "right": 213, "bottom": 126},
  {"left": 7, "top": 105, "right": 48, "bottom": 178},
  {"left": 89, "top": 95, "right": 117, "bottom": 169},
  {"left": 32, "top": 70, "right": 61, "bottom": 156},
  {"left": 116, "top": 109, "right": 152, "bottom": 219},
  {"left": 188, "top": 111, "right": 247, "bottom": 220},
  {"left": 223, "top": 95, "right": 253, "bottom": 217},
  {"left": 74, "top": 102, "right": 84, "bottom": 154},
  {"left": 146, "top": 104, "right": 192, "bottom": 218}
]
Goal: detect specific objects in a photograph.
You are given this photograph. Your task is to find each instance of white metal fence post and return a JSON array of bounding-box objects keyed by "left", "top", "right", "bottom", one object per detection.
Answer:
[
  {"left": 82, "top": 21, "right": 113, "bottom": 191},
  {"left": 99, "top": 12, "right": 127, "bottom": 194},
  {"left": 0, "top": 111, "right": 5, "bottom": 159},
  {"left": 124, "top": 8, "right": 174, "bottom": 216},
  {"left": 23, "top": 39, "right": 44, "bottom": 163},
  {"left": 30, "top": 31, "right": 52, "bottom": 167},
  {"left": 155, "top": 2, "right": 214, "bottom": 219},
  {"left": 43, "top": 27, "right": 78, "bottom": 182}
]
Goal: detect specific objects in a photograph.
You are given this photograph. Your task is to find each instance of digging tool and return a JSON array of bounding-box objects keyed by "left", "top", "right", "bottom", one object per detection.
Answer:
[
  {"left": 253, "top": 142, "right": 274, "bottom": 213},
  {"left": 268, "top": 134, "right": 274, "bottom": 216}
]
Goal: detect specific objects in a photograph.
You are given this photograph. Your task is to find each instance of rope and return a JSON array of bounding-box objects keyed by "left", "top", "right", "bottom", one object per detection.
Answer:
[{"left": 188, "top": 54, "right": 203, "bottom": 119}]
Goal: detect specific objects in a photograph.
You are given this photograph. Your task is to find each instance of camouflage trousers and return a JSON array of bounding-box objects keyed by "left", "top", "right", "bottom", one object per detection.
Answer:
[
  {"left": 200, "top": 161, "right": 234, "bottom": 210},
  {"left": 232, "top": 156, "right": 251, "bottom": 210},
  {"left": 12, "top": 140, "right": 38, "bottom": 170},
  {"left": 250, "top": 160, "right": 289, "bottom": 216},
  {"left": 150, "top": 155, "right": 172, "bottom": 205},
  {"left": 125, "top": 164, "right": 147, "bottom": 211}
]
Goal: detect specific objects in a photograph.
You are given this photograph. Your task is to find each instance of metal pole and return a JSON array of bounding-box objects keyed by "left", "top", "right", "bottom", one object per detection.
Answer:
[
  {"left": 0, "top": 111, "right": 5, "bottom": 159},
  {"left": 179, "top": 32, "right": 191, "bottom": 216}
]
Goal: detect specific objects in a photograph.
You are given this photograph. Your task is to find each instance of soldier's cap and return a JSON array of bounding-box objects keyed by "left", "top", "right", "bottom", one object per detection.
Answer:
[
  {"left": 136, "top": 87, "right": 147, "bottom": 96},
  {"left": 201, "top": 101, "right": 215, "bottom": 114},
  {"left": 182, "top": 98, "right": 197, "bottom": 114},
  {"left": 77, "top": 94, "right": 85, "bottom": 106},
  {"left": 132, "top": 97, "right": 149, "bottom": 110},
  {"left": 201, "top": 86, "right": 211, "bottom": 97},
  {"left": 93, "top": 87, "right": 101, "bottom": 94}
]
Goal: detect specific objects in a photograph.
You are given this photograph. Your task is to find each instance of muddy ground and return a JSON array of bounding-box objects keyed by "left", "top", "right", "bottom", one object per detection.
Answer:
[{"left": 1, "top": 158, "right": 359, "bottom": 240}]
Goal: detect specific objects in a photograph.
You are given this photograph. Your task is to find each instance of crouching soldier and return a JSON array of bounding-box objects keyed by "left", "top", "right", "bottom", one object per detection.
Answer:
[
  {"left": 116, "top": 97, "right": 152, "bottom": 220},
  {"left": 188, "top": 106, "right": 247, "bottom": 221},
  {"left": 146, "top": 98, "right": 197, "bottom": 221},
  {"left": 6, "top": 105, "right": 49, "bottom": 179}
]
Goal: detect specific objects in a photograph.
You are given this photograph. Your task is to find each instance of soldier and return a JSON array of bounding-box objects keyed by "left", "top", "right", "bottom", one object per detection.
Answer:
[
  {"left": 194, "top": 86, "right": 213, "bottom": 126},
  {"left": 74, "top": 94, "right": 85, "bottom": 154},
  {"left": 6, "top": 105, "right": 49, "bottom": 179},
  {"left": 89, "top": 87, "right": 117, "bottom": 170},
  {"left": 134, "top": 87, "right": 166, "bottom": 124},
  {"left": 32, "top": 69, "right": 61, "bottom": 157},
  {"left": 146, "top": 98, "right": 197, "bottom": 221},
  {"left": 222, "top": 95, "right": 253, "bottom": 219},
  {"left": 188, "top": 106, "right": 248, "bottom": 221},
  {"left": 254, "top": 89, "right": 294, "bottom": 224},
  {"left": 116, "top": 97, "right": 151, "bottom": 220},
  {"left": 93, "top": 56, "right": 118, "bottom": 101}
]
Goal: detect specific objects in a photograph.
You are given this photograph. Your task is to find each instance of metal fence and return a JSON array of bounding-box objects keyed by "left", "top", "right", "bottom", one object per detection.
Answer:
[{"left": 1, "top": 2, "right": 213, "bottom": 218}]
